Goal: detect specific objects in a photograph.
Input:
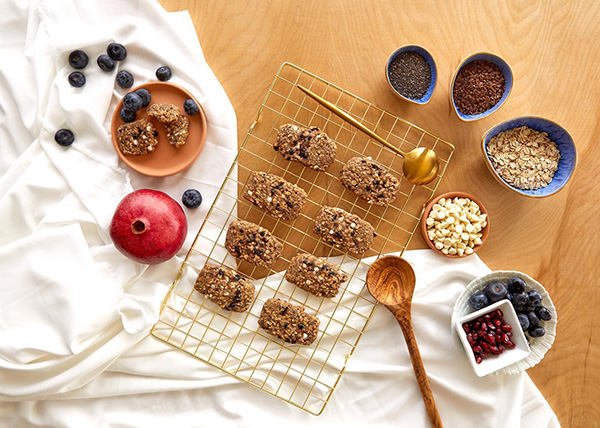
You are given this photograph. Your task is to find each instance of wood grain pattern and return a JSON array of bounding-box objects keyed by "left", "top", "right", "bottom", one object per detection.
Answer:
[
  {"left": 366, "top": 256, "right": 443, "bottom": 428},
  {"left": 158, "top": 0, "right": 600, "bottom": 425}
]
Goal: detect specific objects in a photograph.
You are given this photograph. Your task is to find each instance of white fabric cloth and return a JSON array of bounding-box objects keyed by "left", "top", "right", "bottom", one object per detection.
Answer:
[{"left": 0, "top": 0, "right": 560, "bottom": 427}]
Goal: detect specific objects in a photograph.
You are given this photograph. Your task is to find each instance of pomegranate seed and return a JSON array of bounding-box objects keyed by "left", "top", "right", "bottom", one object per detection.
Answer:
[
  {"left": 475, "top": 355, "right": 483, "bottom": 364},
  {"left": 500, "top": 323, "right": 512, "bottom": 332},
  {"left": 486, "top": 333, "right": 496, "bottom": 344},
  {"left": 481, "top": 342, "right": 490, "bottom": 352},
  {"left": 483, "top": 314, "right": 491, "bottom": 322},
  {"left": 473, "top": 322, "right": 481, "bottom": 330},
  {"left": 480, "top": 323, "right": 488, "bottom": 332},
  {"left": 488, "top": 322, "right": 496, "bottom": 330},
  {"left": 463, "top": 323, "right": 470, "bottom": 333},
  {"left": 496, "top": 334, "right": 503, "bottom": 343},
  {"left": 506, "top": 341, "right": 516, "bottom": 349},
  {"left": 495, "top": 309, "right": 503, "bottom": 318},
  {"left": 498, "top": 344, "right": 505, "bottom": 354},
  {"left": 506, "top": 331, "right": 513, "bottom": 337},
  {"left": 467, "top": 334, "right": 475, "bottom": 346},
  {"left": 493, "top": 319, "right": 502, "bottom": 327},
  {"left": 490, "top": 346, "right": 500, "bottom": 355},
  {"left": 472, "top": 345, "right": 483, "bottom": 354},
  {"left": 473, "top": 332, "right": 479, "bottom": 339},
  {"left": 502, "top": 333, "right": 511, "bottom": 344}
]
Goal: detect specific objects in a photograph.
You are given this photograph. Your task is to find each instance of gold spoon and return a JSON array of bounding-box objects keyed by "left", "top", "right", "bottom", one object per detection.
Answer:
[
  {"left": 366, "top": 255, "right": 443, "bottom": 428},
  {"left": 297, "top": 85, "right": 439, "bottom": 186}
]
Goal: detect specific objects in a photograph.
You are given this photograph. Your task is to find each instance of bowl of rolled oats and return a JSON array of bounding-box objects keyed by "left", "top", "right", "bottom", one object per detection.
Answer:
[{"left": 481, "top": 116, "right": 577, "bottom": 197}]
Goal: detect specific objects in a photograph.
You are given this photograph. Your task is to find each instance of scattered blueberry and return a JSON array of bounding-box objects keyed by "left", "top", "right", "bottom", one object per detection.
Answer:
[
  {"left": 182, "top": 189, "right": 202, "bottom": 209},
  {"left": 68, "top": 50, "right": 89, "bottom": 69},
  {"left": 184, "top": 98, "right": 199, "bottom": 115},
  {"left": 116, "top": 70, "right": 134, "bottom": 88},
  {"left": 54, "top": 129, "right": 74, "bottom": 146},
  {"left": 97, "top": 54, "right": 115, "bottom": 72},
  {"left": 156, "top": 66, "right": 172, "bottom": 81},
  {"left": 469, "top": 290, "right": 490, "bottom": 311},
  {"left": 68, "top": 71, "right": 86, "bottom": 88},
  {"left": 484, "top": 281, "right": 508, "bottom": 303},
  {"left": 120, "top": 108, "right": 136, "bottom": 123},
  {"left": 135, "top": 88, "right": 151, "bottom": 107},
  {"left": 123, "top": 92, "right": 143, "bottom": 112},
  {"left": 514, "top": 304, "right": 529, "bottom": 314},
  {"left": 534, "top": 306, "right": 552, "bottom": 321},
  {"left": 107, "top": 43, "right": 127, "bottom": 61},
  {"left": 517, "top": 313, "right": 530, "bottom": 331},
  {"left": 507, "top": 277, "right": 526, "bottom": 294},
  {"left": 528, "top": 290, "right": 543, "bottom": 307},
  {"left": 527, "top": 311, "right": 540, "bottom": 328},
  {"left": 528, "top": 326, "right": 546, "bottom": 338}
]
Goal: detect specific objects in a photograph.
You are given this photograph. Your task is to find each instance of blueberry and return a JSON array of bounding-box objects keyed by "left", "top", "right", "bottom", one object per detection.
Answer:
[
  {"left": 517, "top": 313, "right": 530, "bottom": 331},
  {"left": 507, "top": 277, "right": 526, "bottom": 294},
  {"left": 107, "top": 43, "right": 127, "bottom": 61},
  {"left": 534, "top": 306, "right": 552, "bottom": 321},
  {"left": 514, "top": 304, "right": 529, "bottom": 314},
  {"left": 68, "top": 71, "right": 86, "bottom": 88},
  {"left": 510, "top": 291, "right": 529, "bottom": 308},
  {"left": 527, "top": 311, "right": 540, "bottom": 328},
  {"left": 120, "top": 108, "right": 136, "bottom": 123},
  {"left": 484, "top": 281, "right": 508, "bottom": 303},
  {"left": 528, "top": 326, "right": 545, "bottom": 338},
  {"left": 135, "top": 88, "right": 151, "bottom": 107},
  {"left": 68, "top": 50, "right": 89, "bottom": 69},
  {"left": 528, "top": 290, "right": 543, "bottom": 307},
  {"left": 123, "top": 92, "right": 143, "bottom": 112},
  {"left": 182, "top": 189, "right": 202, "bottom": 209},
  {"left": 184, "top": 98, "right": 199, "bottom": 115},
  {"left": 97, "top": 54, "right": 115, "bottom": 72},
  {"left": 54, "top": 129, "right": 74, "bottom": 147},
  {"left": 116, "top": 70, "right": 134, "bottom": 88},
  {"left": 156, "top": 66, "right": 172, "bottom": 81},
  {"left": 468, "top": 290, "right": 490, "bottom": 311}
]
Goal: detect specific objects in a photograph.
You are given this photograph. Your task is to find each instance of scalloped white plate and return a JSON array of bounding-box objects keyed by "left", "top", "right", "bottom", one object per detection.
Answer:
[{"left": 451, "top": 270, "right": 557, "bottom": 375}]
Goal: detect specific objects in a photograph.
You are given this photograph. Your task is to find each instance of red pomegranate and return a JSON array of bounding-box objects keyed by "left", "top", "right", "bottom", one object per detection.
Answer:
[{"left": 109, "top": 189, "right": 188, "bottom": 264}]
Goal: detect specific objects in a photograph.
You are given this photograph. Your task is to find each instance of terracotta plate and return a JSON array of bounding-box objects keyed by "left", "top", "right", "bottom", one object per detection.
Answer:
[{"left": 111, "top": 82, "right": 207, "bottom": 177}]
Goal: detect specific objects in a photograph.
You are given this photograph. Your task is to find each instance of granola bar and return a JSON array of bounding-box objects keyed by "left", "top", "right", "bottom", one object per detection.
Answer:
[
  {"left": 314, "top": 206, "right": 376, "bottom": 254},
  {"left": 339, "top": 156, "right": 400, "bottom": 206},
  {"left": 244, "top": 171, "right": 307, "bottom": 220},
  {"left": 147, "top": 102, "right": 180, "bottom": 124},
  {"left": 194, "top": 264, "right": 254, "bottom": 312},
  {"left": 274, "top": 124, "right": 336, "bottom": 171},
  {"left": 116, "top": 118, "right": 159, "bottom": 156},
  {"left": 165, "top": 114, "right": 190, "bottom": 148},
  {"left": 285, "top": 253, "right": 347, "bottom": 298},
  {"left": 258, "top": 298, "right": 320, "bottom": 345},
  {"left": 225, "top": 220, "right": 283, "bottom": 268}
]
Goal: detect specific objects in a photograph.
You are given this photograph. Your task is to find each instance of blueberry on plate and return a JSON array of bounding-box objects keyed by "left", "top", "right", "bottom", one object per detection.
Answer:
[
  {"left": 484, "top": 281, "right": 508, "bottom": 303},
  {"left": 469, "top": 290, "right": 490, "bottom": 311},
  {"left": 54, "top": 129, "right": 74, "bottom": 146},
  {"left": 123, "top": 92, "right": 143, "bottom": 112},
  {"left": 97, "top": 54, "right": 116, "bottom": 72},
  {"left": 68, "top": 50, "right": 89, "bottom": 69},
  {"left": 534, "top": 306, "right": 552, "bottom": 321},
  {"left": 107, "top": 43, "right": 127, "bottom": 61},
  {"left": 135, "top": 88, "right": 151, "bottom": 107},
  {"left": 510, "top": 291, "right": 529, "bottom": 308},
  {"left": 528, "top": 290, "right": 543, "bottom": 307},
  {"left": 68, "top": 71, "right": 86, "bottom": 88},
  {"left": 116, "top": 70, "right": 134, "bottom": 88},
  {"left": 517, "top": 313, "right": 530, "bottom": 331},
  {"left": 156, "top": 66, "right": 172, "bottom": 81},
  {"left": 514, "top": 304, "right": 528, "bottom": 313},
  {"left": 527, "top": 311, "right": 540, "bottom": 328},
  {"left": 182, "top": 189, "right": 202, "bottom": 209},
  {"left": 184, "top": 98, "right": 199, "bottom": 115},
  {"left": 528, "top": 326, "right": 545, "bottom": 338},
  {"left": 507, "top": 277, "right": 526, "bottom": 294},
  {"left": 120, "top": 108, "right": 136, "bottom": 123}
]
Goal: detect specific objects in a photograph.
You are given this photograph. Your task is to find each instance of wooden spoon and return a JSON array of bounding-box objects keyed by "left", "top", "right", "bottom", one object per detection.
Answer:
[{"left": 366, "top": 255, "right": 443, "bottom": 428}]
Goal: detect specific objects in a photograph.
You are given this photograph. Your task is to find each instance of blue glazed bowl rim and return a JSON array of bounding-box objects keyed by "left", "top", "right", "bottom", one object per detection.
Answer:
[
  {"left": 481, "top": 115, "right": 578, "bottom": 198},
  {"left": 450, "top": 51, "right": 513, "bottom": 122},
  {"left": 385, "top": 45, "right": 437, "bottom": 105}
]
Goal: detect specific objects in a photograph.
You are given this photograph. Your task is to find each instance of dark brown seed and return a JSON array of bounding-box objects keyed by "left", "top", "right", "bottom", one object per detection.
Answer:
[
  {"left": 388, "top": 51, "right": 432, "bottom": 100},
  {"left": 453, "top": 60, "right": 505, "bottom": 115}
]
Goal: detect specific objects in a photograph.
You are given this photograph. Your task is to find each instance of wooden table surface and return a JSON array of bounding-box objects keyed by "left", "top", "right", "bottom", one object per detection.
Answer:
[{"left": 160, "top": 0, "right": 599, "bottom": 425}]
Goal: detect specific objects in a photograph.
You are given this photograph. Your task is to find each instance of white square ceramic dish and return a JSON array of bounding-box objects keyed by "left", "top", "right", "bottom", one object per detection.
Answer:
[{"left": 455, "top": 299, "right": 530, "bottom": 377}]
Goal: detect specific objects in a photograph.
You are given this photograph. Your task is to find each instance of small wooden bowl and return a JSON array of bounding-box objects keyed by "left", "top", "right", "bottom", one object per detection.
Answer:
[
  {"left": 111, "top": 82, "right": 207, "bottom": 177},
  {"left": 420, "top": 191, "right": 490, "bottom": 258}
]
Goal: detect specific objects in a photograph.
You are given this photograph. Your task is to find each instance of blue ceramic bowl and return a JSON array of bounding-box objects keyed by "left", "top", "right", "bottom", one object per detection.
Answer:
[
  {"left": 385, "top": 45, "right": 437, "bottom": 105},
  {"left": 482, "top": 116, "right": 577, "bottom": 197},
  {"left": 451, "top": 52, "right": 513, "bottom": 121}
]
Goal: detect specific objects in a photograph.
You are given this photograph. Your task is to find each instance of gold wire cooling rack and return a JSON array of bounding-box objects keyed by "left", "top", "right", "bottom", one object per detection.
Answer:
[{"left": 151, "top": 62, "right": 455, "bottom": 415}]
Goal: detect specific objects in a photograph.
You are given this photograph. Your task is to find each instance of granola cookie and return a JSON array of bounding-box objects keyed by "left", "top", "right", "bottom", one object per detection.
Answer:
[
  {"left": 194, "top": 264, "right": 254, "bottom": 312},
  {"left": 147, "top": 102, "right": 180, "bottom": 124},
  {"left": 258, "top": 298, "right": 319, "bottom": 345},
  {"left": 274, "top": 124, "right": 336, "bottom": 171},
  {"left": 165, "top": 114, "right": 190, "bottom": 148},
  {"left": 244, "top": 171, "right": 307, "bottom": 220},
  {"left": 116, "top": 118, "right": 159, "bottom": 156},
  {"left": 225, "top": 220, "right": 283, "bottom": 268},
  {"left": 285, "top": 253, "right": 347, "bottom": 298},
  {"left": 314, "top": 206, "right": 376, "bottom": 254},
  {"left": 339, "top": 157, "right": 400, "bottom": 206}
]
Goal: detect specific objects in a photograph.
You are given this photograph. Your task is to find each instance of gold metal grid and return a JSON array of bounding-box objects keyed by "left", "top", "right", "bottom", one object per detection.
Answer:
[{"left": 150, "top": 62, "right": 455, "bottom": 415}]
